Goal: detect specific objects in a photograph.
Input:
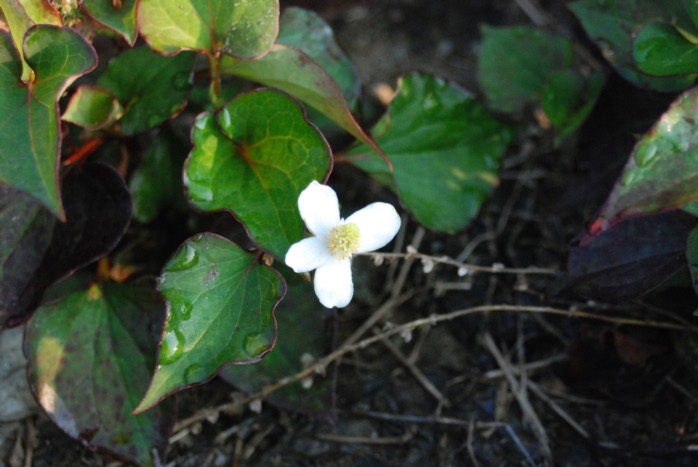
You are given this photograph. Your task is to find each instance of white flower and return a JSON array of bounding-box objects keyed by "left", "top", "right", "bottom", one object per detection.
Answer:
[{"left": 285, "top": 181, "right": 401, "bottom": 308}]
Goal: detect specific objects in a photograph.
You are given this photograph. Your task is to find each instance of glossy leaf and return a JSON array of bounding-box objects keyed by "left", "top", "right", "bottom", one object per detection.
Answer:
[
  {"left": 137, "top": 0, "right": 278, "bottom": 59},
  {"left": 0, "top": 0, "right": 62, "bottom": 80},
  {"left": 569, "top": 0, "right": 696, "bottom": 91},
  {"left": 0, "top": 163, "right": 131, "bottom": 329},
  {"left": 134, "top": 233, "right": 284, "bottom": 413},
  {"left": 184, "top": 89, "right": 331, "bottom": 259},
  {"left": 62, "top": 85, "right": 122, "bottom": 130},
  {"left": 634, "top": 22, "right": 698, "bottom": 76},
  {"left": 97, "top": 46, "right": 195, "bottom": 134},
  {"left": 220, "top": 44, "right": 388, "bottom": 166},
  {"left": 542, "top": 70, "right": 605, "bottom": 145},
  {"left": 277, "top": 7, "right": 359, "bottom": 108},
  {"left": 595, "top": 86, "right": 698, "bottom": 232},
  {"left": 565, "top": 212, "right": 693, "bottom": 302},
  {"left": 220, "top": 271, "right": 331, "bottom": 414},
  {"left": 130, "top": 130, "right": 188, "bottom": 223},
  {"left": 478, "top": 25, "right": 574, "bottom": 114},
  {"left": 0, "top": 26, "right": 97, "bottom": 219},
  {"left": 345, "top": 72, "right": 517, "bottom": 234},
  {"left": 80, "top": 0, "right": 138, "bottom": 45},
  {"left": 25, "top": 280, "right": 174, "bottom": 466}
]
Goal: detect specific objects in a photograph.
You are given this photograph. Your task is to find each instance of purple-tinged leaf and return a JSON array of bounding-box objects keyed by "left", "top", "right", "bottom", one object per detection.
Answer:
[
  {"left": 0, "top": 163, "right": 131, "bottom": 329},
  {"left": 563, "top": 212, "right": 694, "bottom": 302},
  {"left": 80, "top": 0, "right": 138, "bottom": 45},
  {"left": 0, "top": 26, "right": 97, "bottom": 219},
  {"left": 593, "top": 86, "right": 698, "bottom": 234},
  {"left": 25, "top": 280, "right": 174, "bottom": 466},
  {"left": 134, "top": 233, "right": 284, "bottom": 413}
]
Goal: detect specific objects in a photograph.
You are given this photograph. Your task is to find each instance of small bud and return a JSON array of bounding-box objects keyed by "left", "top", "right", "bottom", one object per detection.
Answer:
[
  {"left": 249, "top": 399, "right": 262, "bottom": 413},
  {"left": 457, "top": 266, "right": 469, "bottom": 277}
]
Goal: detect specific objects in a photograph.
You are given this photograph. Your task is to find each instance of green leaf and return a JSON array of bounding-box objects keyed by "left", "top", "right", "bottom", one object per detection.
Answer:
[
  {"left": 80, "top": 0, "right": 138, "bottom": 45},
  {"left": 0, "top": 26, "right": 97, "bottom": 219},
  {"left": 542, "top": 70, "right": 605, "bottom": 145},
  {"left": 1, "top": 163, "right": 131, "bottom": 329},
  {"left": 0, "top": 0, "right": 62, "bottom": 80},
  {"left": 184, "top": 89, "right": 331, "bottom": 259},
  {"left": 220, "top": 271, "right": 331, "bottom": 414},
  {"left": 134, "top": 233, "right": 284, "bottom": 413},
  {"left": 595, "top": 86, "right": 698, "bottom": 231},
  {"left": 137, "top": 0, "right": 278, "bottom": 59},
  {"left": 277, "top": 7, "right": 359, "bottom": 108},
  {"left": 569, "top": 0, "right": 696, "bottom": 91},
  {"left": 220, "top": 44, "right": 388, "bottom": 167},
  {"left": 345, "top": 72, "right": 517, "bottom": 234},
  {"left": 478, "top": 25, "right": 574, "bottom": 114},
  {"left": 62, "top": 85, "right": 122, "bottom": 130},
  {"left": 634, "top": 22, "right": 698, "bottom": 76},
  {"left": 130, "top": 130, "right": 188, "bottom": 223},
  {"left": 97, "top": 45, "right": 195, "bottom": 134},
  {"left": 25, "top": 280, "right": 175, "bottom": 466},
  {"left": 276, "top": 7, "right": 360, "bottom": 135}
]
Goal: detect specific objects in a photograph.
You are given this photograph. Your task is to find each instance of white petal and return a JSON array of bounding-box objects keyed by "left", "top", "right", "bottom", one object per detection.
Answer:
[
  {"left": 314, "top": 258, "right": 353, "bottom": 308},
  {"left": 298, "top": 181, "right": 340, "bottom": 237},
  {"left": 285, "top": 236, "right": 332, "bottom": 273},
  {"left": 346, "top": 202, "right": 401, "bottom": 253}
]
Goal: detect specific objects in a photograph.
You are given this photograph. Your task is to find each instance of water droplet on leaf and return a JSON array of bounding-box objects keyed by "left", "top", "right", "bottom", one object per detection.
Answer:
[
  {"left": 243, "top": 332, "right": 272, "bottom": 358},
  {"left": 184, "top": 364, "right": 208, "bottom": 384},
  {"left": 168, "top": 244, "right": 199, "bottom": 271},
  {"left": 160, "top": 329, "right": 185, "bottom": 364}
]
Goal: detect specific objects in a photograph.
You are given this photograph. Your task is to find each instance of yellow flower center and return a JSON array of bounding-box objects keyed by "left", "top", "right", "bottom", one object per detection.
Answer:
[{"left": 326, "top": 222, "right": 360, "bottom": 259}]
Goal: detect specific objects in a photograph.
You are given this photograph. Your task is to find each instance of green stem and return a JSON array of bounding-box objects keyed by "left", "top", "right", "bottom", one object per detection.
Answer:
[{"left": 208, "top": 52, "right": 223, "bottom": 108}]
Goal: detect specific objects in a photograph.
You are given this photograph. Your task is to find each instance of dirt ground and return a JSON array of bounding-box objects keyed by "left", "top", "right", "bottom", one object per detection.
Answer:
[{"left": 3, "top": 0, "right": 698, "bottom": 466}]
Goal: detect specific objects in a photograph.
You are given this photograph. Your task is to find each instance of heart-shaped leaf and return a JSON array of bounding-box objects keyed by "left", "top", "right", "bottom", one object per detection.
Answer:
[
  {"left": 25, "top": 280, "right": 175, "bottom": 466},
  {"left": 0, "top": 26, "right": 97, "bottom": 219},
  {"left": 137, "top": 0, "right": 278, "bottom": 59},
  {"left": 345, "top": 72, "right": 518, "bottom": 234},
  {"left": 184, "top": 89, "right": 331, "bottom": 259},
  {"left": 0, "top": 163, "right": 131, "bottom": 329},
  {"left": 220, "top": 270, "right": 331, "bottom": 414},
  {"left": 594, "top": 86, "right": 698, "bottom": 232},
  {"left": 134, "top": 233, "right": 284, "bottom": 413},
  {"left": 478, "top": 25, "right": 574, "bottom": 114},
  {"left": 0, "top": 0, "right": 62, "bottom": 80},
  {"left": 220, "top": 44, "right": 388, "bottom": 167},
  {"left": 80, "top": 0, "right": 138, "bottom": 45},
  {"left": 97, "top": 45, "right": 195, "bottom": 134},
  {"left": 569, "top": 0, "right": 696, "bottom": 91},
  {"left": 62, "top": 85, "right": 122, "bottom": 130},
  {"left": 564, "top": 212, "right": 694, "bottom": 302},
  {"left": 634, "top": 21, "right": 698, "bottom": 76}
]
